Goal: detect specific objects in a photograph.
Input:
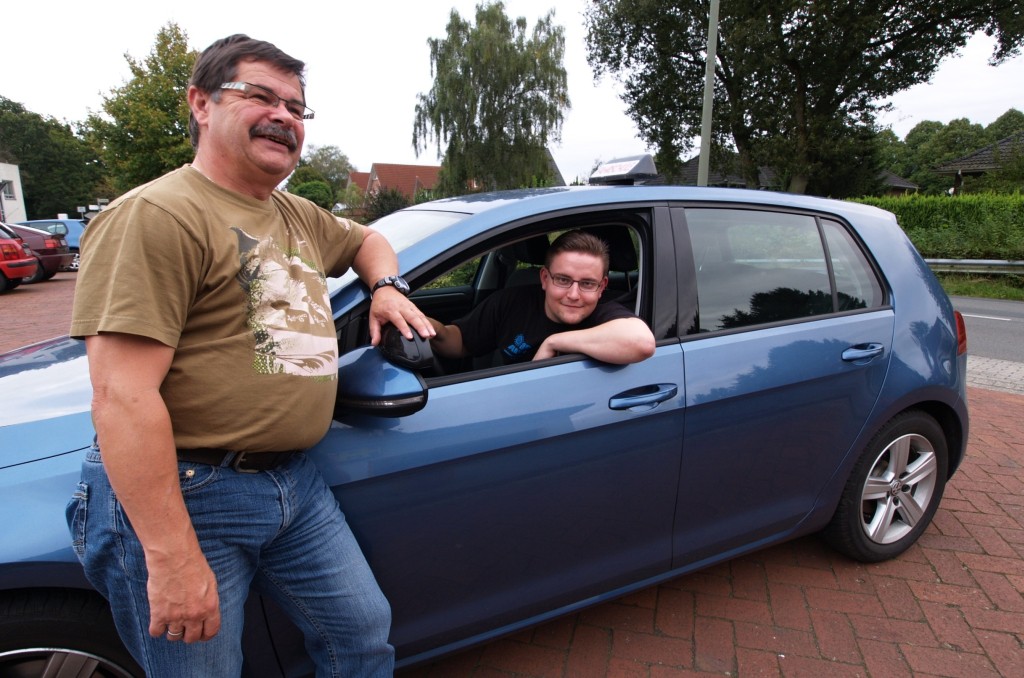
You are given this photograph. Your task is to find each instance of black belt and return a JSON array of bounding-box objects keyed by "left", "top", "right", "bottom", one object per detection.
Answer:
[{"left": 176, "top": 448, "right": 300, "bottom": 473}]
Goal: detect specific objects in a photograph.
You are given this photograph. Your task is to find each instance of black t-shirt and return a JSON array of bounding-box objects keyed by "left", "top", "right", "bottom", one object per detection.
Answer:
[{"left": 453, "top": 285, "right": 637, "bottom": 364}]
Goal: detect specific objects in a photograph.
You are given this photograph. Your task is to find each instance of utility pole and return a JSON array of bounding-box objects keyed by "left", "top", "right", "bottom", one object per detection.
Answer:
[{"left": 697, "top": 0, "right": 720, "bottom": 187}]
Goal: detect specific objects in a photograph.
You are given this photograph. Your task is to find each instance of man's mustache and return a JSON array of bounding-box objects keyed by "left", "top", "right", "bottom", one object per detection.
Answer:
[{"left": 250, "top": 123, "right": 298, "bottom": 152}]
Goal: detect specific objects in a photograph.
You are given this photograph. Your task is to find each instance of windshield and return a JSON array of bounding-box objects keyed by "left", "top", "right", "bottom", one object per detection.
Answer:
[{"left": 329, "top": 208, "right": 469, "bottom": 290}]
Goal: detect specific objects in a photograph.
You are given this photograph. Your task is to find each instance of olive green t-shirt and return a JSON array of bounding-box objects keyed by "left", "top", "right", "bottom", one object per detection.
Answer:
[{"left": 71, "top": 166, "right": 365, "bottom": 451}]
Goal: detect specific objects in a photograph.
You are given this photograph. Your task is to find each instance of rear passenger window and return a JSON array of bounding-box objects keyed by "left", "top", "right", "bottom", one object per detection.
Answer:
[
  {"left": 821, "top": 219, "right": 885, "bottom": 311},
  {"left": 687, "top": 209, "right": 880, "bottom": 333}
]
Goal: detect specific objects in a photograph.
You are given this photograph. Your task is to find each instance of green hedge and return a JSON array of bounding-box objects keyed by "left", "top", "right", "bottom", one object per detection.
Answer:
[{"left": 852, "top": 194, "right": 1024, "bottom": 260}]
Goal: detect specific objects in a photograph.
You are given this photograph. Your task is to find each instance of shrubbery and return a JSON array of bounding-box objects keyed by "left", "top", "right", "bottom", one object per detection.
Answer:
[{"left": 853, "top": 194, "right": 1024, "bottom": 260}]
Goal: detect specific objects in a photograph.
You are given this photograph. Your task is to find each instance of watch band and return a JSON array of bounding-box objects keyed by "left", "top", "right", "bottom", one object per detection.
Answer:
[{"left": 371, "top": 275, "right": 409, "bottom": 296}]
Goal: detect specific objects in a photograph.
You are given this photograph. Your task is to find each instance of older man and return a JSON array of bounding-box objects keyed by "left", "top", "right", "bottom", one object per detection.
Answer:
[{"left": 67, "top": 34, "right": 431, "bottom": 677}]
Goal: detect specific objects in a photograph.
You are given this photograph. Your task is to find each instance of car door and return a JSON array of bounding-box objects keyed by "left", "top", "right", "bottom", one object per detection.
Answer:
[
  {"left": 671, "top": 206, "right": 894, "bottom": 566},
  {"left": 310, "top": 213, "right": 686, "bottom": 659}
]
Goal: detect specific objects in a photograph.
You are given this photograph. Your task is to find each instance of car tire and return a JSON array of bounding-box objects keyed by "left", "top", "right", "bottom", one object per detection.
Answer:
[
  {"left": 0, "top": 589, "right": 142, "bottom": 678},
  {"left": 823, "top": 410, "right": 948, "bottom": 563},
  {"left": 23, "top": 258, "right": 49, "bottom": 284},
  {"left": 0, "top": 274, "right": 20, "bottom": 293}
]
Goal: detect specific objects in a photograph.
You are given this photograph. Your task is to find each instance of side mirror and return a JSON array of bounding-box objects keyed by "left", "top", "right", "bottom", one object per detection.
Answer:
[
  {"left": 335, "top": 345, "right": 427, "bottom": 419},
  {"left": 378, "top": 323, "right": 436, "bottom": 371}
]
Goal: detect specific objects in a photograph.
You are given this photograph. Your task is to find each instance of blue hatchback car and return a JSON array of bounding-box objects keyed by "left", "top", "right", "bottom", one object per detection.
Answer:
[{"left": 0, "top": 162, "right": 968, "bottom": 676}]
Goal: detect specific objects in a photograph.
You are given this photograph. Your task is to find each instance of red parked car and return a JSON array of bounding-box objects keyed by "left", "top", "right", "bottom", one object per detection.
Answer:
[
  {"left": 4, "top": 223, "right": 72, "bottom": 283},
  {"left": 0, "top": 223, "right": 38, "bottom": 293}
]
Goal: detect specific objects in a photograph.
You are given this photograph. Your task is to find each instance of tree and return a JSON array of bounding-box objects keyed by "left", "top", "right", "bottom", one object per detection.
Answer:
[
  {"left": 287, "top": 165, "right": 329, "bottom": 190},
  {"left": 413, "top": 1, "right": 570, "bottom": 194},
  {"left": 363, "top": 188, "right": 410, "bottom": 223},
  {"left": 985, "top": 108, "right": 1024, "bottom": 142},
  {"left": 338, "top": 183, "right": 367, "bottom": 218},
  {"left": 900, "top": 118, "right": 990, "bottom": 194},
  {"left": 291, "top": 180, "right": 334, "bottom": 209},
  {"left": 84, "top": 23, "right": 195, "bottom": 193},
  {"left": 0, "top": 97, "right": 105, "bottom": 218},
  {"left": 585, "top": 0, "right": 1023, "bottom": 196},
  {"left": 298, "top": 145, "right": 353, "bottom": 198}
]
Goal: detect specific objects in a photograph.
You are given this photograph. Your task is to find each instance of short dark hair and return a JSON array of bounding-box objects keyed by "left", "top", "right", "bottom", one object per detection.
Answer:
[
  {"left": 188, "top": 34, "right": 306, "bottom": 149},
  {"left": 546, "top": 230, "right": 610, "bottom": 275}
]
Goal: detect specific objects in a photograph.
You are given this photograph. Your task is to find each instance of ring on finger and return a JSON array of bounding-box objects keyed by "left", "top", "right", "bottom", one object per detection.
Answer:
[{"left": 166, "top": 628, "right": 184, "bottom": 638}]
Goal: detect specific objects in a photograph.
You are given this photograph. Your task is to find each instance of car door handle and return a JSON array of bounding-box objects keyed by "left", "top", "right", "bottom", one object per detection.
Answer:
[
  {"left": 609, "top": 384, "right": 679, "bottom": 411},
  {"left": 842, "top": 343, "right": 885, "bottom": 363}
]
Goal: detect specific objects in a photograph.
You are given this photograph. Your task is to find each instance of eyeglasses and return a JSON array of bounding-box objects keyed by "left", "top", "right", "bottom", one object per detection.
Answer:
[
  {"left": 219, "top": 82, "right": 315, "bottom": 120},
  {"left": 546, "top": 269, "right": 603, "bottom": 292}
]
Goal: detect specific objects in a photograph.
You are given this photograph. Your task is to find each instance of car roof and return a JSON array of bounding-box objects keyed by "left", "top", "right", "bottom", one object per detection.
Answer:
[
  {"left": 19, "top": 218, "right": 86, "bottom": 226},
  {"left": 403, "top": 185, "right": 890, "bottom": 224},
  {"left": 7, "top": 223, "right": 50, "bottom": 237}
]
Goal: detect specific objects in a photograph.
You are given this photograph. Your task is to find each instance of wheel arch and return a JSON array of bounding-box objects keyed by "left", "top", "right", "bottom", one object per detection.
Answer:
[
  {"left": 910, "top": 399, "right": 967, "bottom": 478},
  {"left": 805, "top": 394, "right": 967, "bottom": 533}
]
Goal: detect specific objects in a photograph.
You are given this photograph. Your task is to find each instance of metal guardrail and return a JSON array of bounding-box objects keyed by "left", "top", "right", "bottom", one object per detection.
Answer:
[{"left": 925, "top": 259, "right": 1024, "bottom": 275}]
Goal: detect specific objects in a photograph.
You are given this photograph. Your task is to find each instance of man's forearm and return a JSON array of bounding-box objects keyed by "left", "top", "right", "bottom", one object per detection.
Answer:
[
  {"left": 536, "top": 318, "right": 656, "bottom": 364},
  {"left": 427, "top": 318, "right": 466, "bottom": 358}
]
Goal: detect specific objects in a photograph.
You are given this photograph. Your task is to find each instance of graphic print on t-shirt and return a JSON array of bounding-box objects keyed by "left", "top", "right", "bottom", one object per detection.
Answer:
[
  {"left": 502, "top": 333, "right": 532, "bottom": 360},
  {"left": 233, "top": 228, "right": 337, "bottom": 378}
]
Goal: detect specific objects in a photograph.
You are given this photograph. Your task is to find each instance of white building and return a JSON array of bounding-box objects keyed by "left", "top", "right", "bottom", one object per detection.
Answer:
[{"left": 0, "top": 163, "right": 28, "bottom": 223}]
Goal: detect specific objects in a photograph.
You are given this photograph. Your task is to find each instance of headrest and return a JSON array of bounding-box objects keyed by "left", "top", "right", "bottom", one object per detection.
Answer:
[
  {"left": 583, "top": 226, "right": 638, "bottom": 272},
  {"left": 505, "top": 235, "right": 550, "bottom": 266}
]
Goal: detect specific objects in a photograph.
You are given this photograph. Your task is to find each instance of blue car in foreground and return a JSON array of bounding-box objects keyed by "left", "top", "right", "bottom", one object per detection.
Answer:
[{"left": 0, "top": 160, "right": 968, "bottom": 676}]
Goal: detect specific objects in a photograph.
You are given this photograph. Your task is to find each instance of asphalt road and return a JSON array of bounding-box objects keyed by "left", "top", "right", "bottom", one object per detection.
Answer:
[{"left": 950, "top": 296, "right": 1024, "bottom": 363}]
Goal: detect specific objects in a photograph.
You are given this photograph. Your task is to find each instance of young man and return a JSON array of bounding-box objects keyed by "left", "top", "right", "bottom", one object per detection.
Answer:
[
  {"left": 429, "top": 230, "right": 655, "bottom": 365},
  {"left": 67, "top": 35, "right": 432, "bottom": 677}
]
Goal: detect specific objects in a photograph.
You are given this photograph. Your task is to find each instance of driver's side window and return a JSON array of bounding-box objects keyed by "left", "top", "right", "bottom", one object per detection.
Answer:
[{"left": 408, "top": 215, "right": 650, "bottom": 379}]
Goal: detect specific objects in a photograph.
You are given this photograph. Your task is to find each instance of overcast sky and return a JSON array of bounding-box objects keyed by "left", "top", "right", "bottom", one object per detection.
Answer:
[{"left": 8, "top": 1, "right": 1024, "bottom": 184}]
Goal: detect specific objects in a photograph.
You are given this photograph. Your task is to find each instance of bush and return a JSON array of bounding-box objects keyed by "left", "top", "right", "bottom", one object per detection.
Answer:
[
  {"left": 853, "top": 194, "right": 1024, "bottom": 260},
  {"left": 364, "top": 188, "right": 410, "bottom": 223},
  {"left": 291, "top": 181, "right": 334, "bottom": 210}
]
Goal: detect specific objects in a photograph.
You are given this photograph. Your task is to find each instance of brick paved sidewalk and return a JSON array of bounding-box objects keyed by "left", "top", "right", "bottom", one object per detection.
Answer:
[{"left": 5, "top": 274, "right": 1023, "bottom": 677}]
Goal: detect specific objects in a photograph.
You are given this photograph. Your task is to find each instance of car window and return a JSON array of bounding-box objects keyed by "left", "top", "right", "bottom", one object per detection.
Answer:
[
  {"left": 409, "top": 215, "right": 649, "bottom": 378},
  {"left": 687, "top": 208, "right": 879, "bottom": 333},
  {"left": 421, "top": 257, "right": 481, "bottom": 291},
  {"left": 821, "top": 219, "right": 885, "bottom": 310}
]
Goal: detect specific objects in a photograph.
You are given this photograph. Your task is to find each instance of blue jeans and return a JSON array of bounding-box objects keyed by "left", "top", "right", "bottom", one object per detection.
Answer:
[{"left": 67, "top": 447, "right": 394, "bottom": 677}]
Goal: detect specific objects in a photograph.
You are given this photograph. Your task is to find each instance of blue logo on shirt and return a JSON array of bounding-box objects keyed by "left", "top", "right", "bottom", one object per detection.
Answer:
[{"left": 503, "top": 333, "right": 531, "bottom": 359}]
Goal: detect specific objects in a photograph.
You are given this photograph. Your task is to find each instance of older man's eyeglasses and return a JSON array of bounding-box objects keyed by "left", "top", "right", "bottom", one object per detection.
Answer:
[
  {"left": 546, "top": 270, "right": 602, "bottom": 292},
  {"left": 220, "top": 82, "right": 315, "bottom": 120}
]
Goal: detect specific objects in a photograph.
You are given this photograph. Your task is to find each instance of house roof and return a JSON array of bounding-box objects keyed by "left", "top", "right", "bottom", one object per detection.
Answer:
[
  {"left": 673, "top": 154, "right": 778, "bottom": 188},
  {"left": 879, "top": 170, "right": 918, "bottom": 190},
  {"left": 934, "top": 131, "right": 1024, "bottom": 175},
  {"left": 347, "top": 171, "right": 370, "bottom": 192},
  {"left": 368, "top": 164, "right": 441, "bottom": 200}
]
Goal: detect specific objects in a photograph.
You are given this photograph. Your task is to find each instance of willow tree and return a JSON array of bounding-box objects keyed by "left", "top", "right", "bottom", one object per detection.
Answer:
[
  {"left": 585, "top": 0, "right": 1023, "bottom": 196},
  {"left": 413, "top": 1, "right": 570, "bottom": 194}
]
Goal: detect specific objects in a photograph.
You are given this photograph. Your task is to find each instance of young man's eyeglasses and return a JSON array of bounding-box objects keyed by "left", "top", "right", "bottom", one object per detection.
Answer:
[
  {"left": 219, "top": 82, "right": 315, "bottom": 120},
  {"left": 546, "top": 269, "right": 602, "bottom": 292}
]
